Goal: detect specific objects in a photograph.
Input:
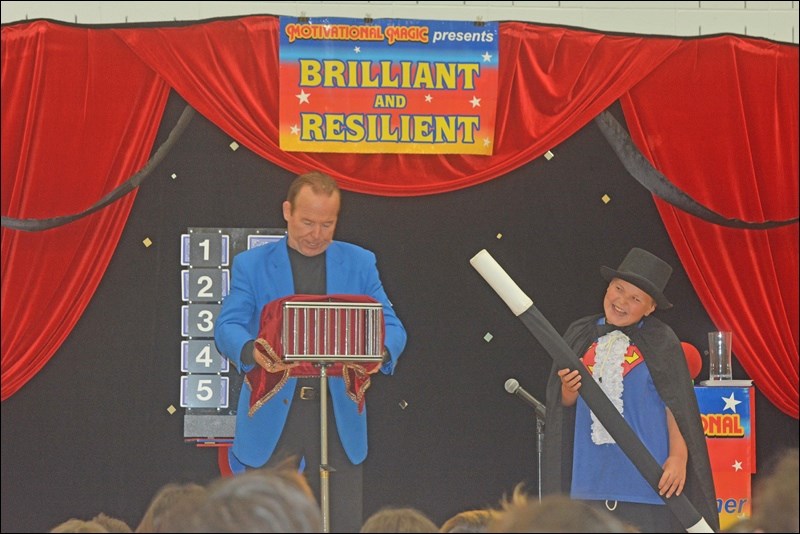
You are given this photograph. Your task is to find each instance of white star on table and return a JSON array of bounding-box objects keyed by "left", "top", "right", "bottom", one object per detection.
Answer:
[
  {"left": 354, "top": 46, "right": 361, "bottom": 53},
  {"left": 722, "top": 392, "right": 742, "bottom": 413},
  {"left": 469, "top": 96, "right": 481, "bottom": 108},
  {"left": 290, "top": 124, "right": 300, "bottom": 135},
  {"left": 424, "top": 94, "right": 433, "bottom": 103},
  {"left": 296, "top": 90, "right": 310, "bottom": 104},
  {"left": 482, "top": 51, "right": 492, "bottom": 62},
  {"left": 732, "top": 460, "right": 743, "bottom": 472}
]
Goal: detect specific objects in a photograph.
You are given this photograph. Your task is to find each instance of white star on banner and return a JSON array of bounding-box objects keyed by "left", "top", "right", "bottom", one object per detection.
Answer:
[
  {"left": 732, "top": 460, "right": 743, "bottom": 471},
  {"left": 470, "top": 96, "right": 481, "bottom": 108},
  {"left": 296, "top": 90, "right": 310, "bottom": 104},
  {"left": 290, "top": 125, "right": 300, "bottom": 135},
  {"left": 722, "top": 392, "right": 742, "bottom": 413},
  {"left": 354, "top": 46, "right": 361, "bottom": 53},
  {"left": 425, "top": 94, "right": 433, "bottom": 103},
  {"left": 482, "top": 51, "right": 492, "bottom": 62},
  {"left": 483, "top": 137, "right": 491, "bottom": 147}
]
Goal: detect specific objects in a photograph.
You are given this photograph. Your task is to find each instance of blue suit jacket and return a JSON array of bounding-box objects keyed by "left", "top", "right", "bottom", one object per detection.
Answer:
[{"left": 215, "top": 237, "right": 407, "bottom": 467}]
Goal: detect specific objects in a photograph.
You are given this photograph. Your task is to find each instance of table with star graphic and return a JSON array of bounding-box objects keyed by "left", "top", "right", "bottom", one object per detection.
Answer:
[{"left": 696, "top": 381, "right": 755, "bottom": 530}]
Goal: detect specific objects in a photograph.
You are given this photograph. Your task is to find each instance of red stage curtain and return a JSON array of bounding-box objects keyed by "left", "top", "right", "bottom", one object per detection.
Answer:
[
  {"left": 1, "top": 21, "right": 169, "bottom": 399},
  {"left": 621, "top": 37, "right": 799, "bottom": 418},
  {"left": 113, "top": 18, "right": 681, "bottom": 196},
  {"left": 2, "top": 18, "right": 797, "bottom": 419}
]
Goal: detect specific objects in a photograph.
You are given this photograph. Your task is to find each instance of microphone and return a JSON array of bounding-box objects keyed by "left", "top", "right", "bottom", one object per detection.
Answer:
[{"left": 505, "top": 378, "right": 546, "bottom": 419}]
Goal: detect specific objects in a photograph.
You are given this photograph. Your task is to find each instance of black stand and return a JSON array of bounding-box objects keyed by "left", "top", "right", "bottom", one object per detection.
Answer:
[
  {"left": 282, "top": 299, "right": 384, "bottom": 533},
  {"left": 318, "top": 363, "right": 332, "bottom": 532},
  {"left": 504, "top": 378, "right": 546, "bottom": 502},
  {"left": 535, "top": 415, "right": 544, "bottom": 502}
]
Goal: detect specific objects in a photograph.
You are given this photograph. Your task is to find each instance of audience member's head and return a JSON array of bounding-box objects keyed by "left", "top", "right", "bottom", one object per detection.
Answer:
[
  {"left": 50, "top": 512, "right": 132, "bottom": 533},
  {"left": 360, "top": 506, "right": 438, "bottom": 533},
  {"left": 487, "top": 487, "right": 631, "bottom": 533},
  {"left": 440, "top": 508, "right": 499, "bottom": 532},
  {"left": 49, "top": 518, "right": 109, "bottom": 533},
  {"left": 135, "top": 482, "right": 207, "bottom": 532},
  {"left": 91, "top": 513, "right": 132, "bottom": 533},
  {"left": 156, "top": 463, "right": 321, "bottom": 532},
  {"left": 750, "top": 448, "right": 799, "bottom": 533},
  {"left": 721, "top": 517, "right": 757, "bottom": 532}
]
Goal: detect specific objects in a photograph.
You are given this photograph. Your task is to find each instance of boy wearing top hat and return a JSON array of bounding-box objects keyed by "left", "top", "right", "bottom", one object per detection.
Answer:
[{"left": 541, "top": 248, "right": 719, "bottom": 533}]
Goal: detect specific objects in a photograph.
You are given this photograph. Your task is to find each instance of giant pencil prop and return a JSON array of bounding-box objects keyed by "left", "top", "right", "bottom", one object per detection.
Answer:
[{"left": 470, "top": 250, "right": 714, "bottom": 533}]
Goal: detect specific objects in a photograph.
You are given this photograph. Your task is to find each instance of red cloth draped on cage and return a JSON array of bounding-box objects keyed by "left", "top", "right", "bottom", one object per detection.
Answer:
[{"left": 245, "top": 294, "right": 384, "bottom": 416}]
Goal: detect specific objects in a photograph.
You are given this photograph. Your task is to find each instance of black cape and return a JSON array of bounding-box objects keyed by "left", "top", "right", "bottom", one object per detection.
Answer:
[{"left": 541, "top": 313, "right": 720, "bottom": 532}]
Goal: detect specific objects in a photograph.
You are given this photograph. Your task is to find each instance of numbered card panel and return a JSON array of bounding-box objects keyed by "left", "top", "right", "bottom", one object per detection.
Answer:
[
  {"left": 180, "top": 375, "right": 229, "bottom": 408},
  {"left": 181, "top": 304, "right": 222, "bottom": 338},
  {"left": 181, "top": 269, "right": 230, "bottom": 302},
  {"left": 181, "top": 227, "right": 285, "bottom": 439},
  {"left": 181, "top": 340, "right": 229, "bottom": 373},
  {"left": 248, "top": 233, "right": 284, "bottom": 249},
  {"left": 181, "top": 232, "right": 229, "bottom": 266}
]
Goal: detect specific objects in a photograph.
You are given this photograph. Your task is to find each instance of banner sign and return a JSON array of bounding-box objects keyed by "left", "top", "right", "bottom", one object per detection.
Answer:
[
  {"left": 695, "top": 384, "right": 756, "bottom": 530},
  {"left": 279, "top": 17, "right": 499, "bottom": 155}
]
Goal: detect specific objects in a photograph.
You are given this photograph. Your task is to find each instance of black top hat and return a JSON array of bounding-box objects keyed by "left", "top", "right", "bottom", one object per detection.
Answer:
[{"left": 600, "top": 248, "right": 673, "bottom": 309}]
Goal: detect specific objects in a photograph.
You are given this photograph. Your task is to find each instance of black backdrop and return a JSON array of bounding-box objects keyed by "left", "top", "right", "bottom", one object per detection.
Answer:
[{"left": 2, "top": 93, "right": 797, "bottom": 533}]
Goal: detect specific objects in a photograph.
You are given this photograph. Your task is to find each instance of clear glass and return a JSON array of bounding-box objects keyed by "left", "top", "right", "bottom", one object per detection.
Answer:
[{"left": 708, "top": 331, "right": 733, "bottom": 381}]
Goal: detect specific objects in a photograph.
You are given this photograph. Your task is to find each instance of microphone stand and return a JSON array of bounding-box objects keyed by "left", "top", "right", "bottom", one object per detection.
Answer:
[
  {"left": 535, "top": 413, "right": 544, "bottom": 502},
  {"left": 507, "top": 380, "right": 546, "bottom": 502}
]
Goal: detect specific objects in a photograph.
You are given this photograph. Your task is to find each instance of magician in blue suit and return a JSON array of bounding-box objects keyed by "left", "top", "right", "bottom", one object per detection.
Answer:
[{"left": 215, "top": 171, "right": 407, "bottom": 529}]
